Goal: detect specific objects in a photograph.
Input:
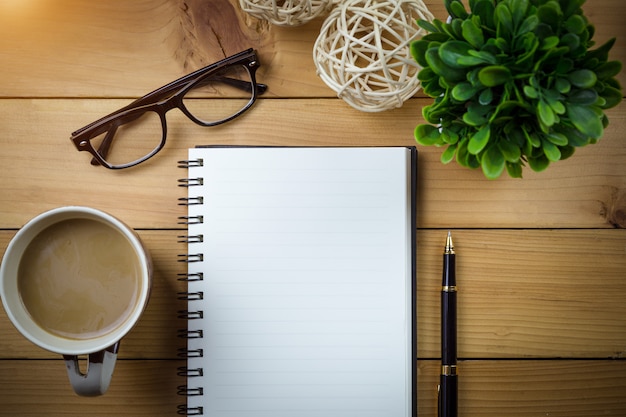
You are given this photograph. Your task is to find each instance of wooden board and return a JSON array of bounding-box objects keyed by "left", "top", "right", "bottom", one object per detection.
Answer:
[{"left": 0, "top": 0, "right": 624, "bottom": 416}]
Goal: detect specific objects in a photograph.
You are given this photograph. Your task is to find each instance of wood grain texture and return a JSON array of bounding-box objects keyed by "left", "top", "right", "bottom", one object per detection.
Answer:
[
  {"left": 417, "top": 360, "right": 626, "bottom": 417},
  {"left": 0, "top": 0, "right": 623, "bottom": 98},
  {"left": 0, "top": 99, "right": 624, "bottom": 229},
  {"left": 0, "top": 0, "right": 625, "bottom": 416},
  {"left": 0, "top": 360, "right": 624, "bottom": 417},
  {"left": 1, "top": 230, "right": 624, "bottom": 360}
]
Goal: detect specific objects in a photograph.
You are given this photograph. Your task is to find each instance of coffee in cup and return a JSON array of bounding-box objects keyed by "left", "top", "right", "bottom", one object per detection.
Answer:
[{"left": 0, "top": 206, "right": 152, "bottom": 396}]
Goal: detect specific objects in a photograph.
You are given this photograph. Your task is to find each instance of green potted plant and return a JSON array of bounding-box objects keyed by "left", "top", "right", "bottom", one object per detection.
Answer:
[{"left": 410, "top": 0, "right": 622, "bottom": 179}]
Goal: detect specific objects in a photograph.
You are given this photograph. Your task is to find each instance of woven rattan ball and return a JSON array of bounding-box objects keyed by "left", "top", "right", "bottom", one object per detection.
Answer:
[
  {"left": 239, "top": 0, "right": 334, "bottom": 27},
  {"left": 314, "top": 0, "right": 433, "bottom": 112}
]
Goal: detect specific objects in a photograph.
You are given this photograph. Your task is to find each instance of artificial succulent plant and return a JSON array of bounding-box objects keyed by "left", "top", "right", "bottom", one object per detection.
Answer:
[{"left": 411, "top": 0, "right": 622, "bottom": 179}]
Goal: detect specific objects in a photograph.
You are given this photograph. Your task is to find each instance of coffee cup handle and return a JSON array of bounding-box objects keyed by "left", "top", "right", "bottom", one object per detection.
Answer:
[{"left": 62, "top": 342, "right": 120, "bottom": 396}]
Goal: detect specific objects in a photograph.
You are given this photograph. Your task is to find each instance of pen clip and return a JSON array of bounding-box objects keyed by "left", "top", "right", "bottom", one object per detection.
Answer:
[{"left": 437, "top": 384, "right": 442, "bottom": 417}]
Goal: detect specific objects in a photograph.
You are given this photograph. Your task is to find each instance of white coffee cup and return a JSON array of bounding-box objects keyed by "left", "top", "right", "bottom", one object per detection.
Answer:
[{"left": 0, "top": 206, "right": 152, "bottom": 396}]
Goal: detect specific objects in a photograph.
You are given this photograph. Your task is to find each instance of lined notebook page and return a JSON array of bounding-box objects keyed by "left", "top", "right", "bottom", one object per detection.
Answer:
[{"left": 185, "top": 147, "right": 414, "bottom": 417}]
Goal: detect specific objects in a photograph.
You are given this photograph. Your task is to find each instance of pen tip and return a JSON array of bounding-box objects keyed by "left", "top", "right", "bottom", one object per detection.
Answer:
[{"left": 445, "top": 231, "right": 454, "bottom": 253}]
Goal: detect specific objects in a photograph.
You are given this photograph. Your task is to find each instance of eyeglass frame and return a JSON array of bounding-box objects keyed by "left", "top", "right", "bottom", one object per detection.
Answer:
[{"left": 70, "top": 48, "right": 267, "bottom": 169}]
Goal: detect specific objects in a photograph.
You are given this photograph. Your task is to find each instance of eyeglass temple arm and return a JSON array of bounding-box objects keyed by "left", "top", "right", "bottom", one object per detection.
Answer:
[{"left": 90, "top": 125, "right": 118, "bottom": 166}]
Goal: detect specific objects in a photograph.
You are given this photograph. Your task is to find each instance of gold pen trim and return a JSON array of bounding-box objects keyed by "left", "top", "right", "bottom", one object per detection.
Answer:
[
  {"left": 442, "top": 285, "right": 457, "bottom": 292},
  {"left": 445, "top": 231, "right": 455, "bottom": 255},
  {"left": 441, "top": 365, "right": 457, "bottom": 376}
]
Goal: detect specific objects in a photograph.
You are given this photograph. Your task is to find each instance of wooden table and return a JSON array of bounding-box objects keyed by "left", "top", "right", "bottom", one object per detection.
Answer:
[{"left": 1, "top": 1, "right": 625, "bottom": 415}]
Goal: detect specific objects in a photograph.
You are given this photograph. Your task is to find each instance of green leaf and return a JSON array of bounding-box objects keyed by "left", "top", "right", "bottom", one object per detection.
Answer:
[
  {"left": 481, "top": 144, "right": 506, "bottom": 179},
  {"left": 528, "top": 154, "right": 550, "bottom": 172},
  {"left": 478, "top": 88, "right": 493, "bottom": 105},
  {"left": 456, "top": 137, "right": 471, "bottom": 167},
  {"left": 517, "top": 14, "right": 539, "bottom": 35},
  {"left": 506, "top": 161, "right": 523, "bottom": 178},
  {"left": 560, "top": 145, "right": 576, "bottom": 160},
  {"left": 549, "top": 99, "right": 565, "bottom": 115},
  {"left": 560, "top": 33, "right": 580, "bottom": 52},
  {"left": 498, "top": 139, "right": 522, "bottom": 162},
  {"left": 417, "top": 67, "right": 436, "bottom": 82},
  {"left": 452, "top": 82, "right": 480, "bottom": 101},
  {"left": 422, "top": 32, "right": 451, "bottom": 43},
  {"left": 568, "top": 89, "right": 598, "bottom": 105},
  {"left": 495, "top": 3, "right": 513, "bottom": 35},
  {"left": 478, "top": 66, "right": 512, "bottom": 87},
  {"left": 456, "top": 55, "right": 490, "bottom": 66},
  {"left": 414, "top": 124, "right": 442, "bottom": 146},
  {"left": 566, "top": 103, "right": 604, "bottom": 139},
  {"left": 461, "top": 19, "right": 484, "bottom": 48},
  {"left": 537, "top": 99, "right": 555, "bottom": 126},
  {"left": 425, "top": 47, "right": 466, "bottom": 82},
  {"left": 558, "top": 125, "right": 591, "bottom": 147},
  {"left": 410, "top": 40, "right": 430, "bottom": 67},
  {"left": 523, "top": 85, "right": 539, "bottom": 99},
  {"left": 468, "top": 125, "right": 491, "bottom": 154},
  {"left": 537, "top": 1, "right": 562, "bottom": 26},
  {"left": 595, "top": 61, "right": 622, "bottom": 80},
  {"left": 446, "top": 0, "right": 469, "bottom": 19},
  {"left": 509, "top": 0, "right": 529, "bottom": 24},
  {"left": 462, "top": 103, "right": 490, "bottom": 126},
  {"left": 568, "top": 69, "right": 597, "bottom": 88},
  {"left": 472, "top": 0, "right": 495, "bottom": 29},
  {"left": 555, "top": 77, "right": 571, "bottom": 94},
  {"left": 472, "top": 49, "right": 498, "bottom": 62},
  {"left": 556, "top": 58, "right": 574, "bottom": 74},
  {"left": 541, "top": 36, "right": 560, "bottom": 50},
  {"left": 417, "top": 19, "right": 439, "bottom": 33},
  {"left": 562, "top": 0, "right": 585, "bottom": 18},
  {"left": 599, "top": 85, "right": 623, "bottom": 109},
  {"left": 439, "top": 41, "right": 475, "bottom": 69},
  {"left": 547, "top": 132, "right": 568, "bottom": 146},
  {"left": 441, "top": 144, "right": 457, "bottom": 164},
  {"left": 542, "top": 138, "right": 562, "bottom": 162},
  {"left": 441, "top": 128, "right": 459, "bottom": 145},
  {"left": 564, "top": 14, "right": 586, "bottom": 35},
  {"left": 585, "top": 38, "right": 616, "bottom": 63}
]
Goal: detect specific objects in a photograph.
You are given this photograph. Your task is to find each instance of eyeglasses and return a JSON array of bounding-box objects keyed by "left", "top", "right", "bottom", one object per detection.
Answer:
[{"left": 70, "top": 49, "right": 267, "bottom": 169}]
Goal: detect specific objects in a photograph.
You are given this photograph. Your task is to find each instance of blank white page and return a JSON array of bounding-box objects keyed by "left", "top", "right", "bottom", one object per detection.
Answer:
[{"left": 184, "top": 147, "right": 414, "bottom": 417}]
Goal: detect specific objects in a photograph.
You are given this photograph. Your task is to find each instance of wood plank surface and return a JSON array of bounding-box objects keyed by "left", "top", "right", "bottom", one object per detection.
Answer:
[
  {"left": 0, "top": 0, "right": 623, "bottom": 98},
  {"left": 1, "top": 229, "right": 624, "bottom": 360},
  {"left": 0, "top": 360, "right": 624, "bottom": 417},
  {"left": 0, "top": 99, "right": 624, "bottom": 229},
  {"left": 0, "top": 0, "right": 625, "bottom": 416}
]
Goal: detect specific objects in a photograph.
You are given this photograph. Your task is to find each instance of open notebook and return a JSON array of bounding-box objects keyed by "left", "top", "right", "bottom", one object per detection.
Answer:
[{"left": 177, "top": 146, "right": 417, "bottom": 417}]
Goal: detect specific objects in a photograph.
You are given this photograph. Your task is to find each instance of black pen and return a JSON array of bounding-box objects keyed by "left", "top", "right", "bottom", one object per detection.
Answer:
[{"left": 438, "top": 231, "right": 457, "bottom": 417}]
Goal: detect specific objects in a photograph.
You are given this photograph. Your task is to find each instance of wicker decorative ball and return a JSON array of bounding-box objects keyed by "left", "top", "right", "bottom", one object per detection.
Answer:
[
  {"left": 313, "top": 0, "right": 433, "bottom": 112},
  {"left": 239, "top": 0, "right": 334, "bottom": 27}
]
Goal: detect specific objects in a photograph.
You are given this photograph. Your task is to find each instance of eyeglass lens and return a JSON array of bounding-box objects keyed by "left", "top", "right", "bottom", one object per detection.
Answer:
[{"left": 91, "top": 63, "right": 255, "bottom": 168}]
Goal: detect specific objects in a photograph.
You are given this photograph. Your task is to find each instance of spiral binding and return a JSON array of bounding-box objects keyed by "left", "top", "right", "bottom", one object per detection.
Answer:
[
  {"left": 178, "top": 234, "right": 204, "bottom": 244},
  {"left": 178, "top": 158, "right": 207, "bottom": 416},
  {"left": 178, "top": 196, "right": 204, "bottom": 206},
  {"left": 177, "top": 272, "right": 204, "bottom": 282},
  {"left": 177, "top": 310, "right": 204, "bottom": 320},
  {"left": 178, "top": 177, "right": 204, "bottom": 187},
  {"left": 178, "top": 367, "right": 204, "bottom": 377},
  {"left": 178, "top": 159, "right": 204, "bottom": 169},
  {"left": 178, "top": 253, "right": 204, "bottom": 263},
  {"left": 177, "top": 405, "right": 203, "bottom": 416},
  {"left": 177, "top": 291, "right": 204, "bottom": 301},
  {"left": 178, "top": 216, "right": 204, "bottom": 225},
  {"left": 178, "top": 347, "right": 204, "bottom": 358}
]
